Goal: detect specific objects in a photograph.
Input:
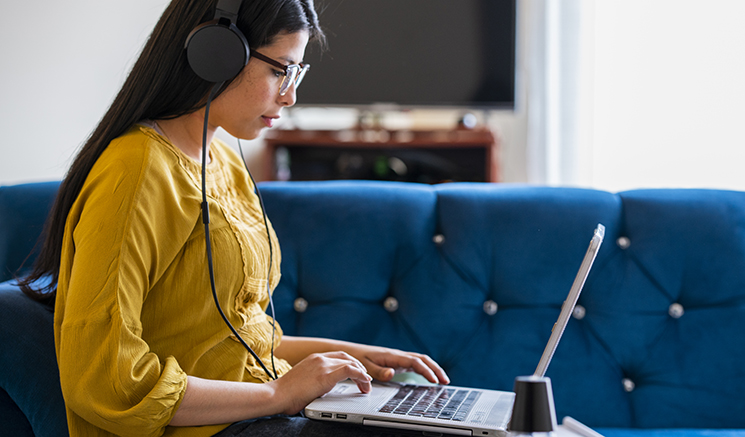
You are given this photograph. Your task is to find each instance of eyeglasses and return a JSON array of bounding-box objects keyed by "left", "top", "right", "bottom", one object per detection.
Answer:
[{"left": 252, "top": 51, "right": 310, "bottom": 96}]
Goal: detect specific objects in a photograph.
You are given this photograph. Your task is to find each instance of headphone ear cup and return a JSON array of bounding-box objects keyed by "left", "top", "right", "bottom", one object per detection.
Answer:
[{"left": 185, "top": 20, "right": 250, "bottom": 83}]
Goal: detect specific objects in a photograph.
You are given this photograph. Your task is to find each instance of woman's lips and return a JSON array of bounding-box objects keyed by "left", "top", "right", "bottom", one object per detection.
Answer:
[{"left": 261, "top": 116, "right": 277, "bottom": 128}]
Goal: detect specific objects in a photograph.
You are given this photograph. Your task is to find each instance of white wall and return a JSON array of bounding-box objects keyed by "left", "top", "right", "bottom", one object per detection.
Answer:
[
  {"left": 589, "top": 0, "right": 745, "bottom": 192},
  {"left": 517, "top": 0, "right": 745, "bottom": 192},
  {"left": 0, "top": 0, "right": 170, "bottom": 185}
]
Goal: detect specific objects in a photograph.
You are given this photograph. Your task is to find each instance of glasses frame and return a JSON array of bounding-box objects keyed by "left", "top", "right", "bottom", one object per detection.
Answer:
[{"left": 252, "top": 50, "right": 310, "bottom": 96}]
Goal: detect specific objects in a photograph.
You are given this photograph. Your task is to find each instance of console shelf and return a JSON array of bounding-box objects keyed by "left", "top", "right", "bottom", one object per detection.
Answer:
[{"left": 263, "top": 129, "right": 499, "bottom": 184}]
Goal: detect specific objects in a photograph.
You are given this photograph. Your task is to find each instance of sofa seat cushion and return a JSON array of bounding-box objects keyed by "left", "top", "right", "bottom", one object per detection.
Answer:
[{"left": 0, "top": 280, "right": 68, "bottom": 436}]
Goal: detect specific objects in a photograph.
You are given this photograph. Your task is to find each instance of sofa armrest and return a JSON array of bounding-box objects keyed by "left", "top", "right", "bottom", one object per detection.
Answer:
[{"left": 0, "top": 182, "right": 60, "bottom": 282}]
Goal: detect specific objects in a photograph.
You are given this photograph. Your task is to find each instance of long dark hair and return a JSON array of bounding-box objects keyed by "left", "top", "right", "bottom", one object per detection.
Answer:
[{"left": 20, "top": 0, "right": 325, "bottom": 303}]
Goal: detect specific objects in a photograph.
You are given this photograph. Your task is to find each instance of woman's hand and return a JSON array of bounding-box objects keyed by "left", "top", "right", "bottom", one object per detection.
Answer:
[
  {"left": 170, "top": 351, "right": 372, "bottom": 426},
  {"left": 172, "top": 340, "right": 450, "bottom": 426},
  {"left": 269, "top": 351, "right": 373, "bottom": 415},
  {"left": 274, "top": 337, "right": 450, "bottom": 393},
  {"left": 342, "top": 342, "right": 450, "bottom": 385}
]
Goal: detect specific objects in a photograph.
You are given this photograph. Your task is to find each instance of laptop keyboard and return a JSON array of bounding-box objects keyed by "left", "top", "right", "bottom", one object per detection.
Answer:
[{"left": 378, "top": 385, "right": 481, "bottom": 421}]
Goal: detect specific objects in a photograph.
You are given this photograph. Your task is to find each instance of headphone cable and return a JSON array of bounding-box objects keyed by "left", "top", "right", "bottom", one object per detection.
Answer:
[
  {"left": 237, "top": 138, "right": 279, "bottom": 380},
  {"left": 201, "top": 81, "right": 278, "bottom": 381}
]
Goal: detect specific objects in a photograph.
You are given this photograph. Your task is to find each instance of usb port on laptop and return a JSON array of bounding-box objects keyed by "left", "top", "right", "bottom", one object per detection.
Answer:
[
  {"left": 336, "top": 414, "right": 347, "bottom": 419},
  {"left": 321, "top": 413, "right": 332, "bottom": 418}
]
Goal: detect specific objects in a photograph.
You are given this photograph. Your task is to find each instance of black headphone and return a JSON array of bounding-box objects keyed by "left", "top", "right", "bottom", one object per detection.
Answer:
[{"left": 185, "top": 0, "right": 249, "bottom": 83}]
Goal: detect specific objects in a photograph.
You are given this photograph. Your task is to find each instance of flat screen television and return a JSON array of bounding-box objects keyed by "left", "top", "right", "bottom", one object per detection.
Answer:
[{"left": 297, "top": 0, "right": 517, "bottom": 109}]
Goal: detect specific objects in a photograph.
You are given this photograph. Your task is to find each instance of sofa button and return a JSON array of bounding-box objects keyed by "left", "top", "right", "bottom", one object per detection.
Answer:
[
  {"left": 384, "top": 296, "right": 399, "bottom": 312},
  {"left": 483, "top": 300, "right": 498, "bottom": 316},
  {"left": 669, "top": 303, "right": 684, "bottom": 319},
  {"left": 572, "top": 304, "right": 586, "bottom": 320},
  {"left": 617, "top": 236, "right": 631, "bottom": 249},
  {"left": 622, "top": 378, "right": 635, "bottom": 392},
  {"left": 293, "top": 297, "right": 309, "bottom": 313},
  {"left": 433, "top": 234, "right": 445, "bottom": 246}
]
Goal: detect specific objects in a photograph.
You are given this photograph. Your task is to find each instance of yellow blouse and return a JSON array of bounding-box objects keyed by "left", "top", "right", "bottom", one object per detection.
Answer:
[{"left": 54, "top": 125, "right": 291, "bottom": 437}]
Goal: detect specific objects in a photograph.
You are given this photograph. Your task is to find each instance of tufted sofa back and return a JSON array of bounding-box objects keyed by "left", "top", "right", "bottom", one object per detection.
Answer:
[
  {"left": 1, "top": 180, "right": 745, "bottom": 433},
  {"left": 259, "top": 181, "right": 745, "bottom": 429}
]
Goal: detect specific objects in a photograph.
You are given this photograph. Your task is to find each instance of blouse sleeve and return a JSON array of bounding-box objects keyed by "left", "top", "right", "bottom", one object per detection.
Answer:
[{"left": 55, "top": 137, "right": 197, "bottom": 436}]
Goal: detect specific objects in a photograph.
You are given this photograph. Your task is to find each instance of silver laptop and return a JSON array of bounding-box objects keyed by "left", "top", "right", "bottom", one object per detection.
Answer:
[{"left": 305, "top": 224, "right": 606, "bottom": 437}]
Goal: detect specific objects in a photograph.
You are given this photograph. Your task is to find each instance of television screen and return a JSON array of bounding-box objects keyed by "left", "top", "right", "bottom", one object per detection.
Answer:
[{"left": 298, "top": 0, "right": 517, "bottom": 109}]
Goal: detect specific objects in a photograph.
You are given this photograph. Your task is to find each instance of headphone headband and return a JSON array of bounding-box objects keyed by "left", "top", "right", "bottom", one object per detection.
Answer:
[{"left": 214, "top": 0, "right": 242, "bottom": 22}]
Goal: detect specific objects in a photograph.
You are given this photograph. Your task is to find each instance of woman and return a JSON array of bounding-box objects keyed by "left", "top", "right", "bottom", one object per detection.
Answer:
[{"left": 20, "top": 1, "right": 449, "bottom": 436}]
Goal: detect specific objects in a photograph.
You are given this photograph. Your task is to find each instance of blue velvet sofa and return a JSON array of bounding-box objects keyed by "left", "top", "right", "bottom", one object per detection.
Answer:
[{"left": 1, "top": 180, "right": 744, "bottom": 437}]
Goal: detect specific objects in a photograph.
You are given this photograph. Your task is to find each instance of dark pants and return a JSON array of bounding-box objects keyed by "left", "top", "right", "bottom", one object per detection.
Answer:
[{"left": 213, "top": 414, "right": 463, "bottom": 436}]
